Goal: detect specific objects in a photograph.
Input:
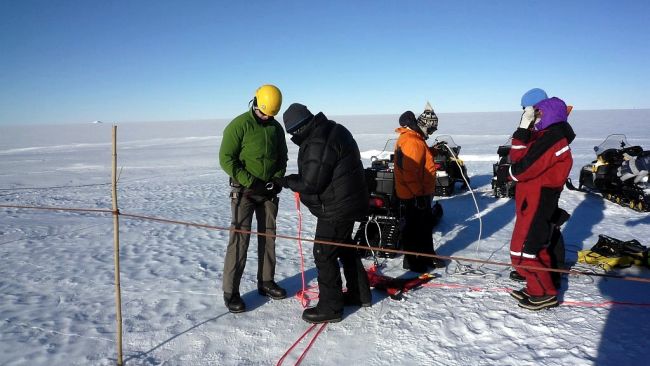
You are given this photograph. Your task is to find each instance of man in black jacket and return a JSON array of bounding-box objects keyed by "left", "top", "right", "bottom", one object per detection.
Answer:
[{"left": 274, "top": 103, "right": 372, "bottom": 324}]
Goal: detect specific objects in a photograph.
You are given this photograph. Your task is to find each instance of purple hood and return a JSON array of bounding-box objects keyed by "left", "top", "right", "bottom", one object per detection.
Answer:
[{"left": 534, "top": 97, "right": 568, "bottom": 131}]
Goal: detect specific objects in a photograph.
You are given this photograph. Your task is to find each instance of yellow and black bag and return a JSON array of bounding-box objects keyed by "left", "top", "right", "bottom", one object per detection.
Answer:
[{"left": 577, "top": 235, "right": 649, "bottom": 270}]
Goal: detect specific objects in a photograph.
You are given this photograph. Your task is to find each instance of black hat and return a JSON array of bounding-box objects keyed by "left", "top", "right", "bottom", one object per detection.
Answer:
[
  {"left": 399, "top": 110, "right": 417, "bottom": 128},
  {"left": 283, "top": 103, "right": 314, "bottom": 133}
]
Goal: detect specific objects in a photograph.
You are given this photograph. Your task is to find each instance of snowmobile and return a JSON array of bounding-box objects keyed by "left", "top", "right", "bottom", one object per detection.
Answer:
[
  {"left": 353, "top": 139, "right": 401, "bottom": 258},
  {"left": 353, "top": 138, "right": 447, "bottom": 259},
  {"left": 576, "top": 134, "right": 649, "bottom": 211},
  {"left": 491, "top": 138, "right": 517, "bottom": 198},
  {"left": 431, "top": 135, "right": 470, "bottom": 196}
]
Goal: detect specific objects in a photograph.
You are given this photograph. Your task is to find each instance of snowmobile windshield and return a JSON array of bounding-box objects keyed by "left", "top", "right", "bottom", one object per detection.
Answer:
[
  {"left": 433, "top": 135, "right": 459, "bottom": 148},
  {"left": 369, "top": 138, "right": 397, "bottom": 165},
  {"left": 380, "top": 138, "right": 397, "bottom": 155},
  {"left": 594, "top": 134, "right": 629, "bottom": 155}
]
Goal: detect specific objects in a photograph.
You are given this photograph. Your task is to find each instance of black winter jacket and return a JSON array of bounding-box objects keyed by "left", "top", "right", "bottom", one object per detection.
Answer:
[{"left": 285, "top": 112, "right": 369, "bottom": 221}]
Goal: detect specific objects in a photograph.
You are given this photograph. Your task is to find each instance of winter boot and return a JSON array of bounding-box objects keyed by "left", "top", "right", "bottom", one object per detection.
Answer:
[
  {"left": 428, "top": 256, "right": 447, "bottom": 269},
  {"left": 518, "top": 295, "right": 558, "bottom": 311},
  {"left": 343, "top": 292, "right": 372, "bottom": 308},
  {"left": 509, "top": 270, "right": 526, "bottom": 282},
  {"left": 302, "top": 307, "right": 343, "bottom": 324},
  {"left": 403, "top": 257, "right": 428, "bottom": 273},
  {"left": 258, "top": 281, "right": 287, "bottom": 300},
  {"left": 224, "top": 292, "right": 246, "bottom": 313},
  {"left": 510, "top": 288, "right": 530, "bottom": 301}
]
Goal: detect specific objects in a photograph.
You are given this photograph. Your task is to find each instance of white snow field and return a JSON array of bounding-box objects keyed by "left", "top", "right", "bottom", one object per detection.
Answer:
[{"left": 1, "top": 109, "right": 650, "bottom": 366}]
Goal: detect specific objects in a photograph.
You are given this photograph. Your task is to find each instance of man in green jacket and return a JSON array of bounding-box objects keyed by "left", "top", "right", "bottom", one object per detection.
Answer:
[{"left": 219, "top": 84, "right": 289, "bottom": 313}]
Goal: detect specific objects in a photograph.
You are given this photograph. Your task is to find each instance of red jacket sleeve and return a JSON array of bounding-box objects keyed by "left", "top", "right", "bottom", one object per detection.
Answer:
[{"left": 509, "top": 130, "right": 571, "bottom": 183}]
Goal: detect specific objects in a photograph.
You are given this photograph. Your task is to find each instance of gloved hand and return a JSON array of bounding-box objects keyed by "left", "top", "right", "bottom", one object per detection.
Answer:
[
  {"left": 272, "top": 176, "right": 289, "bottom": 189},
  {"left": 619, "top": 155, "right": 649, "bottom": 183},
  {"left": 519, "top": 106, "right": 536, "bottom": 129},
  {"left": 264, "top": 180, "right": 283, "bottom": 195},
  {"left": 496, "top": 164, "right": 511, "bottom": 184}
]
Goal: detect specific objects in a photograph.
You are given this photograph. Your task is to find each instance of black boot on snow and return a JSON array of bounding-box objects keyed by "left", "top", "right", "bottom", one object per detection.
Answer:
[
  {"left": 428, "top": 257, "right": 447, "bottom": 269},
  {"left": 518, "top": 295, "right": 558, "bottom": 311},
  {"left": 509, "top": 270, "right": 526, "bottom": 282},
  {"left": 343, "top": 292, "right": 372, "bottom": 308},
  {"left": 403, "top": 261, "right": 428, "bottom": 273},
  {"left": 510, "top": 288, "right": 530, "bottom": 301},
  {"left": 258, "top": 281, "right": 287, "bottom": 300},
  {"left": 302, "top": 307, "right": 343, "bottom": 324},
  {"left": 224, "top": 292, "right": 246, "bottom": 313}
]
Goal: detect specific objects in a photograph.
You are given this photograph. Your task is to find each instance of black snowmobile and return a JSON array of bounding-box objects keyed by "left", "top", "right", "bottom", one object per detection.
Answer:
[
  {"left": 431, "top": 135, "right": 470, "bottom": 196},
  {"left": 354, "top": 145, "right": 402, "bottom": 258},
  {"left": 353, "top": 138, "right": 449, "bottom": 258},
  {"left": 491, "top": 138, "right": 517, "bottom": 198},
  {"left": 575, "top": 134, "right": 649, "bottom": 211}
]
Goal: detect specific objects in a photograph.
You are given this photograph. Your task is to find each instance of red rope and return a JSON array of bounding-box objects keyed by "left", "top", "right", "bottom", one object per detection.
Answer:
[
  {"left": 276, "top": 323, "right": 327, "bottom": 366},
  {"left": 276, "top": 324, "right": 316, "bottom": 366},
  {"left": 295, "top": 323, "right": 327, "bottom": 365},
  {"left": 293, "top": 192, "right": 318, "bottom": 308}
]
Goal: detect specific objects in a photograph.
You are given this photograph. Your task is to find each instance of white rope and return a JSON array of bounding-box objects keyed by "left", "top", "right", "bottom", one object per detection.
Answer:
[
  {"left": 438, "top": 141, "right": 490, "bottom": 277},
  {"left": 363, "top": 216, "right": 380, "bottom": 265}
]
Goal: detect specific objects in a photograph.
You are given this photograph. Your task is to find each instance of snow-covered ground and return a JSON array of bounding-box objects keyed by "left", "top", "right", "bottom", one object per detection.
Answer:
[{"left": 2, "top": 110, "right": 650, "bottom": 366}]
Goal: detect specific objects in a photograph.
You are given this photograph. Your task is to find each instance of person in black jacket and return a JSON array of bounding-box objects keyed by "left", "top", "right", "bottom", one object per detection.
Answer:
[{"left": 274, "top": 103, "right": 372, "bottom": 324}]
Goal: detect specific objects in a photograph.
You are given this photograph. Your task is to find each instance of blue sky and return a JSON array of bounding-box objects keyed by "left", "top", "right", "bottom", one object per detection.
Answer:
[{"left": 1, "top": 0, "right": 649, "bottom": 125}]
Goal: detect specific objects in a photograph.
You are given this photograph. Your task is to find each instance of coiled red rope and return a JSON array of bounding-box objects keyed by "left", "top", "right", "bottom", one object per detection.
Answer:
[{"left": 292, "top": 193, "right": 319, "bottom": 308}]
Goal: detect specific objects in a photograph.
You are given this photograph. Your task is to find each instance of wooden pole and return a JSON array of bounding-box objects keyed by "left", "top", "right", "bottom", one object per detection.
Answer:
[{"left": 111, "top": 125, "right": 124, "bottom": 365}]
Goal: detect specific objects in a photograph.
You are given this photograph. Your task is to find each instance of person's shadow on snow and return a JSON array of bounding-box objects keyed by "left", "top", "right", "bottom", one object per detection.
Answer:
[
  {"left": 595, "top": 201, "right": 650, "bottom": 366},
  {"left": 624, "top": 214, "right": 650, "bottom": 227},
  {"left": 123, "top": 312, "right": 230, "bottom": 365},
  {"left": 434, "top": 174, "right": 515, "bottom": 263},
  {"left": 562, "top": 193, "right": 605, "bottom": 276},
  {"left": 557, "top": 192, "right": 605, "bottom": 308},
  {"left": 595, "top": 267, "right": 650, "bottom": 365},
  {"left": 564, "top": 194, "right": 650, "bottom": 365}
]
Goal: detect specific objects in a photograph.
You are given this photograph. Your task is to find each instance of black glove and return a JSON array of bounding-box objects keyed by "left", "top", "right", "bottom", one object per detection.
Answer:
[
  {"left": 496, "top": 165, "right": 511, "bottom": 184},
  {"left": 264, "top": 181, "right": 283, "bottom": 195},
  {"left": 272, "top": 176, "right": 289, "bottom": 189}
]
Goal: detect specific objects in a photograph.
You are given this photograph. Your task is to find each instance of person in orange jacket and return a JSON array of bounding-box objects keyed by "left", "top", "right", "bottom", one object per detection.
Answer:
[{"left": 394, "top": 103, "right": 446, "bottom": 272}]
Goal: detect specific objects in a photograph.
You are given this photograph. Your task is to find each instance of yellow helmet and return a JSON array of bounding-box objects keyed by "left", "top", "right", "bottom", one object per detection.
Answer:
[{"left": 254, "top": 84, "right": 282, "bottom": 116}]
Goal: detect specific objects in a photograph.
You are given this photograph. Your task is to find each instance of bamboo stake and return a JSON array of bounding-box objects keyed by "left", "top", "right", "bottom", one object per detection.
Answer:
[{"left": 111, "top": 125, "right": 124, "bottom": 365}]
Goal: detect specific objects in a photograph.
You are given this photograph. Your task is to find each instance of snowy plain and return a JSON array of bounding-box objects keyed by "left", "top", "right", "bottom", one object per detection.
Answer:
[{"left": 1, "top": 109, "right": 650, "bottom": 366}]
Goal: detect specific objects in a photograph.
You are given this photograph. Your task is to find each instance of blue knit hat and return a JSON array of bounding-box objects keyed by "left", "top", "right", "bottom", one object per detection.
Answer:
[{"left": 520, "top": 88, "right": 548, "bottom": 107}]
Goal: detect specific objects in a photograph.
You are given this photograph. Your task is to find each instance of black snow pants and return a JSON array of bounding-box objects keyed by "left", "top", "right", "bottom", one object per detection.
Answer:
[{"left": 313, "top": 219, "right": 372, "bottom": 314}]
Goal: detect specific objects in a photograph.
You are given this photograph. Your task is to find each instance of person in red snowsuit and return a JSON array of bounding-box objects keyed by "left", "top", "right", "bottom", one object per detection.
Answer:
[{"left": 497, "top": 96, "right": 575, "bottom": 310}]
